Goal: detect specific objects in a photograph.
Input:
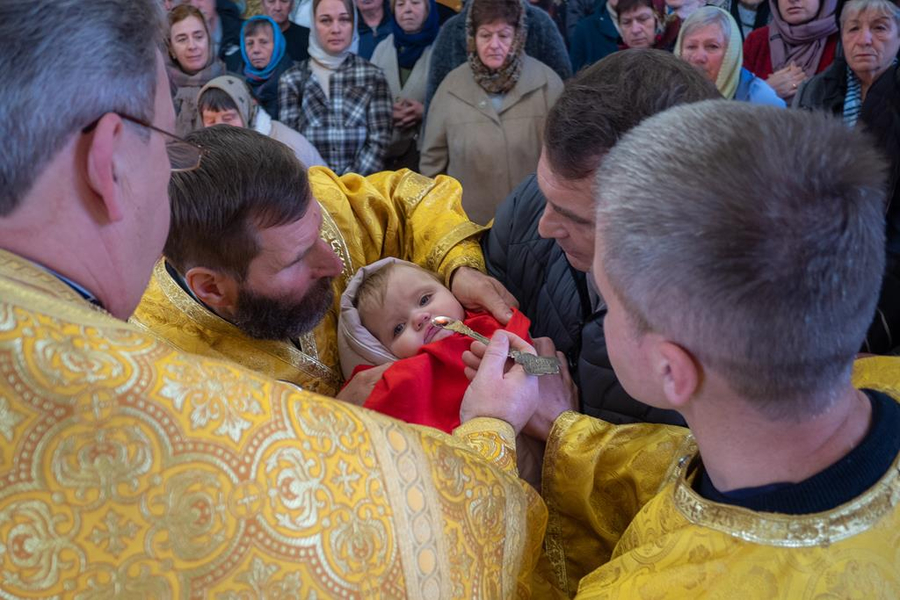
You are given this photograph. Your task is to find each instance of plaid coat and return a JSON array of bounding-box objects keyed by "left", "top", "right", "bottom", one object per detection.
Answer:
[{"left": 279, "top": 55, "right": 393, "bottom": 175}]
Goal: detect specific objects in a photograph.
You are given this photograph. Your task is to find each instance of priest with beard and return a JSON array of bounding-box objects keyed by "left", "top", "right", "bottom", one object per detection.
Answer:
[{"left": 132, "top": 124, "right": 516, "bottom": 401}]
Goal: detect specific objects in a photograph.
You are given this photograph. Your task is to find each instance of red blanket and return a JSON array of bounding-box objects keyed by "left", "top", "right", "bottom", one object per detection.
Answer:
[{"left": 352, "top": 310, "right": 532, "bottom": 433}]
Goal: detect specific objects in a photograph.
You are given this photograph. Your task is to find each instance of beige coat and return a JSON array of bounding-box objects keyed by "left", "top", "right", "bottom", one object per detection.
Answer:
[
  {"left": 419, "top": 55, "right": 564, "bottom": 225},
  {"left": 370, "top": 35, "right": 434, "bottom": 158}
]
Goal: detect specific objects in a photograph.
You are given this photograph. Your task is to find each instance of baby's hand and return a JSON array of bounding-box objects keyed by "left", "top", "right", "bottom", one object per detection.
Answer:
[{"left": 335, "top": 363, "right": 391, "bottom": 406}]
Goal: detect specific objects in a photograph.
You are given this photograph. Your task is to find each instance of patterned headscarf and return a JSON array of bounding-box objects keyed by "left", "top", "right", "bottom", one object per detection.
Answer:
[
  {"left": 466, "top": 0, "right": 528, "bottom": 94},
  {"left": 675, "top": 7, "right": 742, "bottom": 99},
  {"left": 199, "top": 75, "right": 259, "bottom": 127}
]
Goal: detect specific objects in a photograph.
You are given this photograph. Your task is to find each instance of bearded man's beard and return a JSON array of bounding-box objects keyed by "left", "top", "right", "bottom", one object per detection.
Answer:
[{"left": 232, "top": 277, "right": 334, "bottom": 340}]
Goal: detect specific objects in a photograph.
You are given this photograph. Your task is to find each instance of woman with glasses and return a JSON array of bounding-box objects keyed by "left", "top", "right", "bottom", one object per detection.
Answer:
[
  {"left": 278, "top": 0, "right": 393, "bottom": 175},
  {"left": 167, "top": 4, "right": 228, "bottom": 136}
]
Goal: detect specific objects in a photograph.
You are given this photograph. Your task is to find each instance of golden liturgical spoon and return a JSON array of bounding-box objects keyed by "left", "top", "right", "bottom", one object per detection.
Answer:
[{"left": 431, "top": 316, "right": 561, "bottom": 376}]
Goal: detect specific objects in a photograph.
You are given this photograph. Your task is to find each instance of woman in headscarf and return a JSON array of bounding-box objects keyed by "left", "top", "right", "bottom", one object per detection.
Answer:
[
  {"left": 370, "top": 0, "right": 441, "bottom": 170},
  {"left": 676, "top": 6, "right": 785, "bottom": 105},
  {"left": 420, "top": 0, "right": 563, "bottom": 225},
  {"left": 615, "top": 0, "right": 681, "bottom": 51},
  {"left": 278, "top": 0, "right": 393, "bottom": 174},
  {"left": 167, "top": 4, "right": 228, "bottom": 136},
  {"left": 241, "top": 15, "right": 296, "bottom": 119},
  {"left": 793, "top": 0, "right": 900, "bottom": 353},
  {"left": 198, "top": 75, "right": 325, "bottom": 167},
  {"left": 742, "top": 0, "right": 840, "bottom": 100}
]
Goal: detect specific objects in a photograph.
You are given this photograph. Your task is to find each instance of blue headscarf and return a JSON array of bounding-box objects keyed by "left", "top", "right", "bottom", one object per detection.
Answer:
[
  {"left": 391, "top": 0, "right": 440, "bottom": 69},
  {"left": 241, "top": 16, "right": 287, "bottom": 81}
]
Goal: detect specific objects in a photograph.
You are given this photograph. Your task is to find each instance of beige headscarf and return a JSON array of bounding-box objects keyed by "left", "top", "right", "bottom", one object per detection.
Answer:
[
  {"left": 675, "top": 6, "right": 742, "bottom": 100},
  {"left": 198, "top": 75, "right": 259, "bottom": 126}
]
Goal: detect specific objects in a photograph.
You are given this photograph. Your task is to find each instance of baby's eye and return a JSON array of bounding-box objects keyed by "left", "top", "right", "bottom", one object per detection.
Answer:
[
  {"left": 392, "top": 323, "right": 405, "bottom": 337},
  {"left": 418, "top": 294, "right": 431, "bottom": 306}
]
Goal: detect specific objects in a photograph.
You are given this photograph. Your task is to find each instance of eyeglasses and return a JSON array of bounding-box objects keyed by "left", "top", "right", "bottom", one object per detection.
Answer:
[{"left": 81, "top": 113, "right": 206, "bottom": 172}]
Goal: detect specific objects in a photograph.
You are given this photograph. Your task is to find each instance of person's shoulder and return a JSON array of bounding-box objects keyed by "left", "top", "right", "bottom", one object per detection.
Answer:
[
  {"left": 746, "top": 71, "right": 786, "bottom": 107},
  {"left": 743, "top": 25, "right": 769, "bottom": 48}
]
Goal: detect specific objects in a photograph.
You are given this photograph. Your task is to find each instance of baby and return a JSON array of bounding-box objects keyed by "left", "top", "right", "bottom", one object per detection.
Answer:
[{"left": 337, "top": 258, "right": 543, "bottom": 486}]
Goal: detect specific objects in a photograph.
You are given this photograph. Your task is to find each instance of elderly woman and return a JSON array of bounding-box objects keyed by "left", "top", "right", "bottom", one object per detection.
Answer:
[
  {"left": 278, "top": 0, "right": 392, "bottom": 174},
  {"left": 793, "top": 0, "right": 900, "bottom": 353},
  {"left": 167, "top": 4, "right": 228, "bottom": 136},
  {"left": 370, "top": 0, "right": 441, "bottom": 170},
  {"left": 616, "top": 0, "right": 681, "bottom": 50},
  {"left": 742, "top": 0, "right": 839, "bottom": 100},
  {"left": 676, "top": 6, "right": 785, "bottom": 105},
  {"left": 198, "top": 75, "right": 325, "bottom": 166},
  {"left": 420, "top": 0, "right": 563, "bottom": 224},
  {"left": 241, "top": 15, "right": 296, "bottom": 119}
]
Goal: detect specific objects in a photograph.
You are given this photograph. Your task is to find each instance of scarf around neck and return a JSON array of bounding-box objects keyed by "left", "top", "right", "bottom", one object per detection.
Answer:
[
  {"left": 391, "top": 0, "right": 441, "bottom": 69},
  {"left": 466, "top": 0, "right": 528, "bottom": 94},
  {"left": 241, "top": 16, "right": 288, "bottom": 81},
  {"left": 767, "top": 0, "right": 837, "bottom": 75},
  {"left": 308, "top": 0, "right": 361, "bottom": 70}
]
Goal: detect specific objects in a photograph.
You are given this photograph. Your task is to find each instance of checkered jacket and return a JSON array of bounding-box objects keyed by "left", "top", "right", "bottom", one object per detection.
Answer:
[{"left": 278, "top": 55, "right": 393, "bottom": 175}]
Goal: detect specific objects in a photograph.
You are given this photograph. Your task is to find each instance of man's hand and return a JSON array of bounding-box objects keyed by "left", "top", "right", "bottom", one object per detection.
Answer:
[
  {"left": 334, "top": 363, "right": 391, "bottom": 406},
  {"left": 450, "top": 266, "right": 518, "bottom": 325},
  {"left": 460, "top": 331, "right": 540, "bottom": 434},
  {"left": 463, "top": 336, "right": 577, "bottom": 441}
]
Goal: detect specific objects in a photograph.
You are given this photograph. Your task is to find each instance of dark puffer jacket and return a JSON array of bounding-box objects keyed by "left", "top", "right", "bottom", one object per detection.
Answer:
[{"left": 482, "top": 174, "right": 685, "bottom": 426}]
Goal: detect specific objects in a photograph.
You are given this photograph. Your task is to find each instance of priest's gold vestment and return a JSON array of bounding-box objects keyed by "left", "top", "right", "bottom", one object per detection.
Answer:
[
  {"left": 0, "top": 249, "right": 545, "bottom": 598},
  {"left": 131, "top": 168, "right": 486, "bottom": 397},
  {"left": 538, "top": 356, "right": 900, "bottom": 599}
]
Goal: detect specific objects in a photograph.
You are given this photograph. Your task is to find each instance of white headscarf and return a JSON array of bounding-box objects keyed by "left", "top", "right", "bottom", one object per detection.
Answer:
[{"left": 308, "top": 0, "right": 361, "bottom": 69}]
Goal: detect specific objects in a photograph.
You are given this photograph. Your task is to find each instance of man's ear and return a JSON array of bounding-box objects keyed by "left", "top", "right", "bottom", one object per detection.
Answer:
[
  {"left": 654, "top": 340, "right": 701, "bottom": 409},
  {"left": 85, "top": 113, "right": 126, "bottom": 224},
  {"left": 185, "top": 267, "right": 241, "bottom": 316}
]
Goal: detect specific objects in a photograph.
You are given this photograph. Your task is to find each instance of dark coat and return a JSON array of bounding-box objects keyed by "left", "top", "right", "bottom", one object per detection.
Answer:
[
  {"left": 796, "top": 58, "right": 900, "bottom": 353},
  {"left": 569, "top": 0, "right": 619, "bottom": 73},
  {"left": 425, "top": 3, "right": 572, "bottom": 110},
  {"left": 283, "top": 22, "right": 311, "bottom": 63},
  {"left": 217, "top": 0, "right": 245, "bottom": 72},
  {"left": 481, "top": 174, "right": 686, "bottom": 426}
]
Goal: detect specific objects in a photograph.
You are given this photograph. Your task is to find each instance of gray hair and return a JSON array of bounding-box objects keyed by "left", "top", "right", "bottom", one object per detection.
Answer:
[
  {"left": 680, "top": 6, "right": 733, "bottom": 45},
  {"left": 0, "top": 0, "right": 165, "bottom": 216},
  {"left": 596, "top": 101, "right": 887, "bottom": 417},
  {"left": 840, "top": 0, "right": 900, "bottom": 28}
]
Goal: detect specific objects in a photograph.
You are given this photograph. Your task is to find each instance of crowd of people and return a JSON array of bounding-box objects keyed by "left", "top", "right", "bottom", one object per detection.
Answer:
[{"left": 1, "top": 0, "right": 899, "bottom": 596}]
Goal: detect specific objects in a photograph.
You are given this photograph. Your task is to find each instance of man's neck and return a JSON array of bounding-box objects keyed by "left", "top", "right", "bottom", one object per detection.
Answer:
[
  {"left": 279, "top": 20, "right": 290, "bottom": 32},
  {"left": 360, "top": 4, "right": 383, "bottom": 28},
  {"left": 687, "top": 386, "right": 873, "bottom": 492}
]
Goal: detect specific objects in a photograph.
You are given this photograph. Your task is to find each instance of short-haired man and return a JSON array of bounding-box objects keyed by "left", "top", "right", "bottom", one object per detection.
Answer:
[
  {"left": 132, "top": 125, "right": 515, "bottom": 401},
  {"left": 482, "top": 49, "right": 719, "bottom": 426},
  {"left": 465, "top": 102, "right": 900, "bottom": 595},
  {"left": 0, "top": 0, "right": 543, "bottom": 595}
]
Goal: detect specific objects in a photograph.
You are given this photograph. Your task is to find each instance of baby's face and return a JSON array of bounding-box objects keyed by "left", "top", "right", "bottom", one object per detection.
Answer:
[{"left": 362, "top": 266, "right": 466, "bottom": 358}]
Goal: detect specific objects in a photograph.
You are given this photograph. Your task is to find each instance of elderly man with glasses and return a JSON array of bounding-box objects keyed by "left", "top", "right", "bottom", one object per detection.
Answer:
[{"left": 0, "top": 0, "right": 545, "bottom": 596}]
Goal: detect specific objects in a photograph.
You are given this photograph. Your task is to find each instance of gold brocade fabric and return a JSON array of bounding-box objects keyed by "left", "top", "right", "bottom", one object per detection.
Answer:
[
  {"left": 130, "top": 168, "right": 485, "bottom": 396},
  {"left": 540, "top": 359, "right": 900, "bottom": 599},
  {"left": 0, "top": 249, "right": 545, "bottom": 598}
]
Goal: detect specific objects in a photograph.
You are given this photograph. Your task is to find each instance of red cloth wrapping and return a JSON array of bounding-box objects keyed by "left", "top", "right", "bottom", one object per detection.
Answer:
[{"left": 352, "top": 309, "right": 532, "bottom": 433}]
